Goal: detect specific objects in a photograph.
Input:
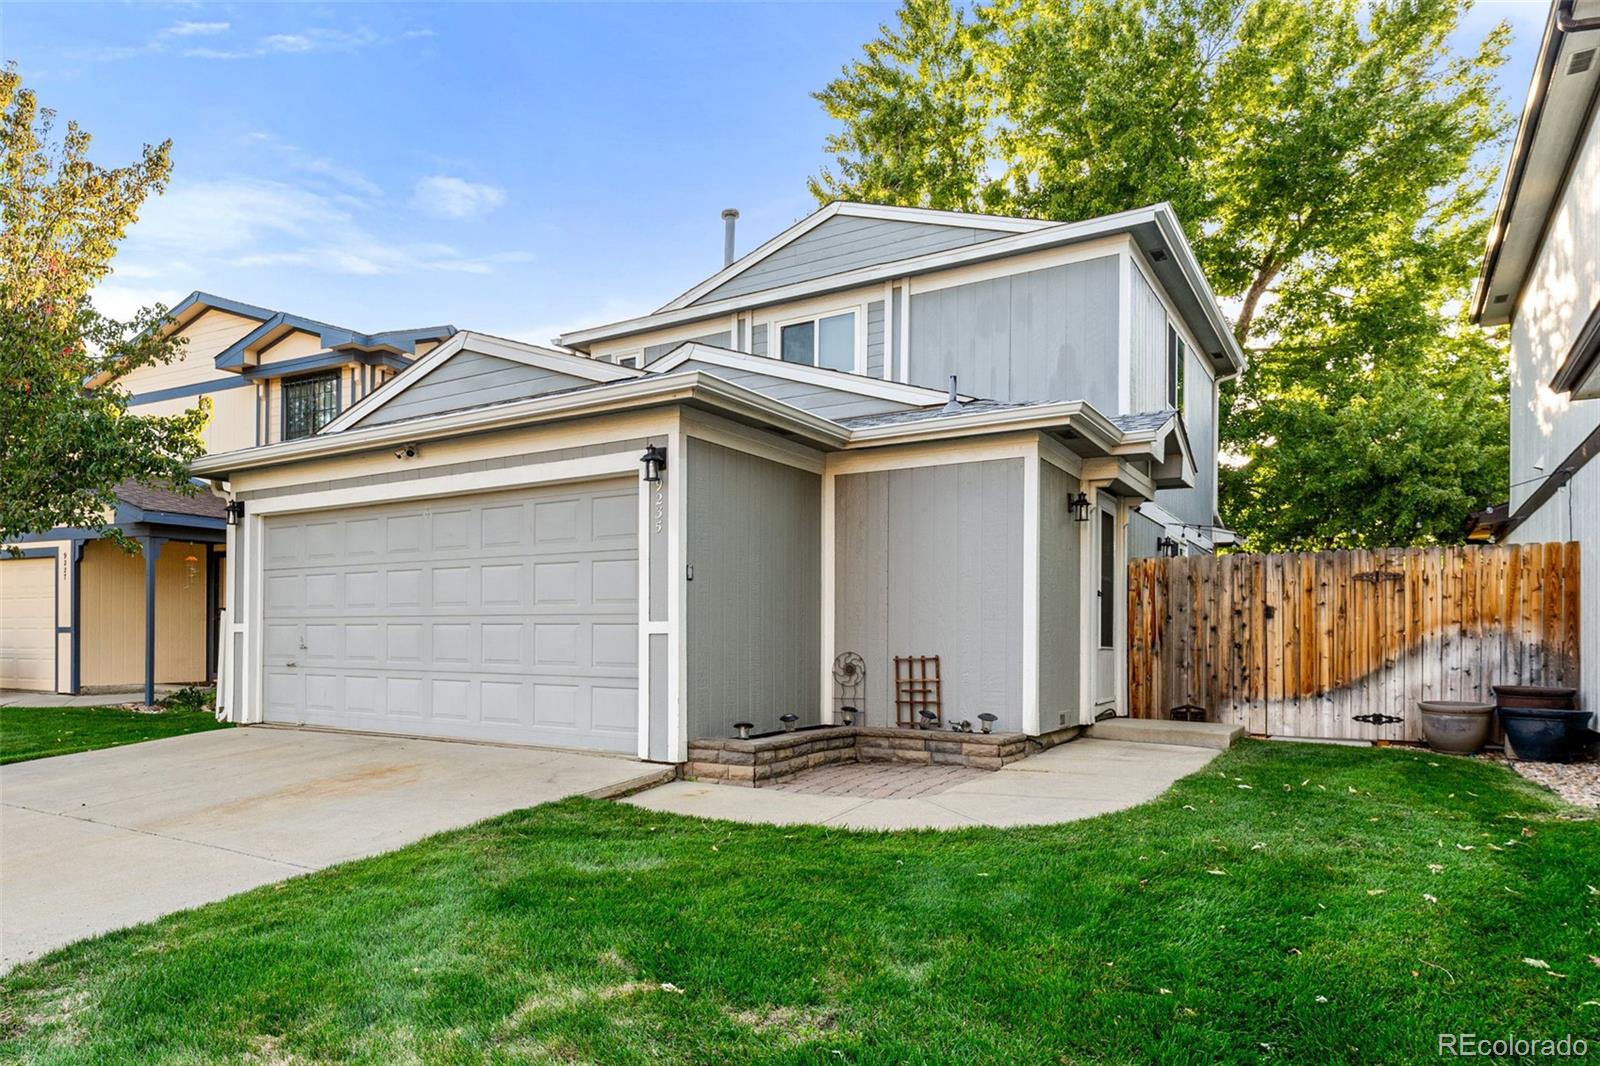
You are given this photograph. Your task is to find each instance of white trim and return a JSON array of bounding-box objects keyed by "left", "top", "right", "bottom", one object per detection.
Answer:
[
  {"left": 880, "top": 279, "right": 894, "bottom": 380},
  {"left": 246, "top": 454, "right": 638, "bottom": 516},
  {"left": 667, "top": 415, "right": 687, "bottom": 762},
  {"left": 636, "top": 465, "right": 652, "bottom": 760},
  {"left": 655, "top": 201, "right": 1054, "bottom": 314},
  {"left": 902, "top": 236, "right": 1128, "bottom": 296},
  {"left": 1038, "top": 431, "right": 1083, "bottom": 476},
  {"left": 766, "top": 302, "right": 868, "bottom": 375},
  {"left": 647, "top": 343, "right": 954, "bottom": 406},
  {"left": 897, "top": 277, "right": 911, "bottom": 383},
  {"left": 824, "top": 433, "right": 1040, "bottom": 476},
  {"left": 1117, "top": 246, "right": 1133, "bottom": 414},
  {"left": 323, "top": 331, "right": 641, "bottom": 435},
  {"left": 1022, "top": 447, "right": 1041, "bottom": 735},
  {"left": 820, "top": 467, "right": 836, "bottom": 724}
]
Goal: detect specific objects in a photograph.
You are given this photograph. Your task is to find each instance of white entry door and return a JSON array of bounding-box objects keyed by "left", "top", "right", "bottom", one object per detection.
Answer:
[{"left": 260, "top": 479, "right": 639, "bottom": 752}]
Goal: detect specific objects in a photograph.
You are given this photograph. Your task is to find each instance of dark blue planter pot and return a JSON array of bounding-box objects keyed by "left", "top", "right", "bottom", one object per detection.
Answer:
[{"left": 1498, "top": 708, "right": 1591, "bottom": 763}]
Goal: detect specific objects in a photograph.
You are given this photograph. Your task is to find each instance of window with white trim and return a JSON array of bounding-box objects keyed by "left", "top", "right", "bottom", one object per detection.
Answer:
[{"left": 779, "top": 311, "right": 856, "bottom": 371}]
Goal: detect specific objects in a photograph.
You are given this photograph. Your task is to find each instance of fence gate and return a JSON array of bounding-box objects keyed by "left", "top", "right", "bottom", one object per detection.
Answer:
[{"left": 1126, "top": 543, "right": 1581, "bottom": 742}]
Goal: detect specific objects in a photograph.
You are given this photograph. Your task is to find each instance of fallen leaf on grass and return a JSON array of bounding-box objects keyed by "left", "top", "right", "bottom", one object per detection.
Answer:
[
  {"left": 1456, "top": 845, "right": 1475, "bottom": 851},
  {"left": 1251, "top": 842, "right": 1266, "bottom": 851},
  {"left": 1428, "top": 864, "right": 1444, "bottom": 874},
  {"left": 1588, "top": 956, "right": 1600, "bottom": 968},
  {"left": 1423, "top": 894, "right": 1438, "bottom": 904},
  {"left": 1523, "top": 958, "right": 1550, "bottom": 969},
  {"left": 1315, "top": 995, "right": 1329, "bottom": 1004},
  {"left": 661, "top": 983, "right": 685, "bottom": 994},
  {"left": 1367, "top": 889, "right": 1386, "bottom": 896},
  {"left": 1237, "top": 784, "right": 1253, "bottom": 790},
  {"left": 1206, "top": 869, "right": 1227, "bottom": 876},
  {"left": 1159, "top": 988, "right": 1172, "bottom": 995}
]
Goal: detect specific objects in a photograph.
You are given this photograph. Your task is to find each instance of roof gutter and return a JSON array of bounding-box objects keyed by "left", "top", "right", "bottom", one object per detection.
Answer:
[{"left": 1471, "top": 0, "right": 1600, "bottom": 322}]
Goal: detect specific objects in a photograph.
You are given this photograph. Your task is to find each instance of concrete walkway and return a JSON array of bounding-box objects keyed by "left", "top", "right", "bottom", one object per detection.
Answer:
[
  {"left": 626, "top": 738, "right": 1219, "bottom": 830},
  {"left": 1, "top": 728, "right": 668, "bottom": 971}
]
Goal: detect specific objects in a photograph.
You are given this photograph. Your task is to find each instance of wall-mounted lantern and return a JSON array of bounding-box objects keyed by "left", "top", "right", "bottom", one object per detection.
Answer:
[
  {"left": 1069, "top": 491, "right": 1093, "bottom": 522},
  {"left": 640, "top": 444, "right": 667, "bottom": 483},
  {"left": 225, "top": 500, "right": 245, "bottom": 526},
  {"left": 1156, "top": 535, "right": 1182, "bottom": 558}
]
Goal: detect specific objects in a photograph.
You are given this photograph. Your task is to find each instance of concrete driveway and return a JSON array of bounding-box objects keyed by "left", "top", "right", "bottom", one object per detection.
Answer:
[{"left": 1, "top": 728, "right": 667, "bottom": 971}]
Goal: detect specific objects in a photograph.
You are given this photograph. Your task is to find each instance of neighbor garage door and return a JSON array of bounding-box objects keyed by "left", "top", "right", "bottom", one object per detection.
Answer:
[
  {"left": 0, "top": 557, "right": 56, "bottom": 692},
  {"left": 261, "top": 480, "right": 639, "bottom": 752}
]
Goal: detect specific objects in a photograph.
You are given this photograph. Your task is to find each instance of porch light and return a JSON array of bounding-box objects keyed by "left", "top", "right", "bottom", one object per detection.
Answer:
[
  {"left": 1156, "top": 535, "right": 1182, "bottom": 558},
  {"left": 225, "top": 500, "right": 245, "bottom": 526},
  {"left": 640, "top": 444, "right": 667, "bottom": 483},
  {"left": 780, "top": 713, "right": 799, "bottom": 733},
  {"left": 734, "top": 721, "right": 753, "bottom": 740},
  {"left": 1069, "top": 491, "right": 1092, "bottom": 522},
  {"left": 978, "top": 712, "right": 998, "bottom": 734}
]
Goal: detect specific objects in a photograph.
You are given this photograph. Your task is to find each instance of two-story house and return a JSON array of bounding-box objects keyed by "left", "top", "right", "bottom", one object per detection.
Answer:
[
  {"left": 1471, "top": 0, "right": 1600, "bottom": 723},
  {"left": 187, "top": 201, "right": 1242, "bottom": 765},
  {"left": 0, "top": 293, "right": 454, "bottom": 702}
]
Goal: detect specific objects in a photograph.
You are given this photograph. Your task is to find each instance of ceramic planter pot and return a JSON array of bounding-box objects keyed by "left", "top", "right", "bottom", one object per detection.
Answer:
[
  {"left": 1418, "top": 700, "right": 1494, "bottom": 754},
  {"left": 1497, "top": 707, "right": 1592, "bottom": 763}
]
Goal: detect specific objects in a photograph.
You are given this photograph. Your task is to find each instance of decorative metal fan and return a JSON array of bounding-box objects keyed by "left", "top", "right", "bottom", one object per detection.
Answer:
[{"left": 832, "top": 651, "right": 866, "bottom": 688}]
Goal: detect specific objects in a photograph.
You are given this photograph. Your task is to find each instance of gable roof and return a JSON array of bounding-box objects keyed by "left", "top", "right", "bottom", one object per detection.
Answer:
[
  {"left": 560, "top": 203, "right": 1245, "bottom": 376},
  {"left": 659, "top": 202, "right": 1054, "bottom": 312},
  {"left": 648, "top": 342, "right": 962, "bottom": 406},
  {"left": 322, "top": 331, "right": 643, "bottom": 434}
]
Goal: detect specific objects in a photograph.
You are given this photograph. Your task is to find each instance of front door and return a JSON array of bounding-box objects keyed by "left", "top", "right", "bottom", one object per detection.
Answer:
[{"left": 1093, "top": 500, "right": 1118, "bottom": 710}]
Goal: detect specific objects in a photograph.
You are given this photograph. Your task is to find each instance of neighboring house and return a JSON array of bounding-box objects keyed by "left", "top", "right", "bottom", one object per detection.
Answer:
[
  {"left": 191, "top": 201, "right": 1242, "bottom": 763},
  {"left": 1470, "top": 0, "right": 1600, "bottom": 721},
  {"left": 0, "top": 293, "right": 454, "bottom": 700}
]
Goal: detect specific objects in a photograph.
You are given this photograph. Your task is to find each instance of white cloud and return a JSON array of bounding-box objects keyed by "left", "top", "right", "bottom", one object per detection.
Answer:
[
  {"left": 92, "top": 283, "right": 185, "bottom": 323},
  {"left": 163, "top": 21, "right": 230, "bottom": 38},
  {"left": 410, "top": 176, "right": 507, "bottom": 221},
  {"left": 116, "top": 176, "right": 530, "bottom": 280}
]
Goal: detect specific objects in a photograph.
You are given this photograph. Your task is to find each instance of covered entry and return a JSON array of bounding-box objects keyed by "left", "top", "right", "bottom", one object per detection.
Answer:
[{"left": 260, "top": 479, "right": 640, "bottom": 752}]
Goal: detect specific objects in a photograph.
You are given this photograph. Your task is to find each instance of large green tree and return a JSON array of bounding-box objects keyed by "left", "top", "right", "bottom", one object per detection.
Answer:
[
  {"left": 0, "top": 67, "right": 206, "bottom": 546},
  {"left": 811, "top": 0, "right": 1511, "bottom": 550}
]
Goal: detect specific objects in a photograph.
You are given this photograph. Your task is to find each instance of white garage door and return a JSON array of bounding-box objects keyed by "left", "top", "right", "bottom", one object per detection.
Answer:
[
  {"left": 0, "top": 557, "right": 56, "bottom": 692},
  {"left": 261, "top": 480, "right": 639, "bottom": 752}
]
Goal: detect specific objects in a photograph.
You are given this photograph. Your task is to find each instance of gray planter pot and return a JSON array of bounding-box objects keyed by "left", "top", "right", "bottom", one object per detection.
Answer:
[{"left": 1418, "top": 700, "right": 1495, "bottom": 755}]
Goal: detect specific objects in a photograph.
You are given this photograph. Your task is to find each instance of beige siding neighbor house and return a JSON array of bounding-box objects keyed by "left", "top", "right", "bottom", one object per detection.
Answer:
[
  {"left": 0, "top": 293, "right": 454, "bottom": 701},
  {"left": 192, "top": 201, "right": 1242, "bottom": 763},
  {"left": 1471, "top": 0, "right": 1600, "bottom": 723}
]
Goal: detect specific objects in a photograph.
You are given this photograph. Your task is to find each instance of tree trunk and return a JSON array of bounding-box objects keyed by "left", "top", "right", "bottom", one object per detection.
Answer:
[{"left": 1234, "top": 259, "right": 1282, "bottom": 346}]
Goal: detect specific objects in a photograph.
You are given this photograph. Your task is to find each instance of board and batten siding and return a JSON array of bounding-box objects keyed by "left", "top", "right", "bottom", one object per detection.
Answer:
[
  {"left": 643, "top": 331, "right": 731, "bottom": 366},
  {"left": 1129, "top": 263, "right": 1168, "bottom": 413},
  {"left": 833, "top": 458, "right": 1025, "bottom": 731},
  {"left": 865, "top": 300, "right": 886, "bottom": 377},
  {"left": 751, "top": 323, "right": 768, "bottom": 357},
  {"left": 694, "top": 215, "right": 1009, "bottom": 305},
  {"left": 1039, "top": 461, "right": 1082, "bottom": 729},
  {"left": 1158, "top": 347, "right": 1219, "bottom": 527},
  {"left": 684, "top": 439, "right": 821, "bottom": 739},
  {"left": 670, "top": 359, "right": 911, "bottom": 420},
  {"left": 906, "top": 256, "right": 1120, "bottom": 409},
  {"left": 79, "top": 538, "right": 209, "bottom": 688},
  {"left": 357, "top": 351, "right": 594, "bottom": 428}
]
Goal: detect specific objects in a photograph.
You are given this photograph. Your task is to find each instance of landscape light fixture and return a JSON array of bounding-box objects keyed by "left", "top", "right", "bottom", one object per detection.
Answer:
[
  {"left": 779, "top": 713, "right": 799, "bottom": 733},
  {"left": 734, "top": 721, "right": 753, "bottom": 740},
  {"left": 640, "top": 444, "right": 667, "bottom": 483},
  {"left": 978, "top": 712, "right": 998, "bottom": 734}
]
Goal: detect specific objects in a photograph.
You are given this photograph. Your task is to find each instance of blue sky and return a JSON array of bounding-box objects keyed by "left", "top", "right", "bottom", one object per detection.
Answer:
[{"left": 3, "top": 1, "right": 1552, "bottom": 344}]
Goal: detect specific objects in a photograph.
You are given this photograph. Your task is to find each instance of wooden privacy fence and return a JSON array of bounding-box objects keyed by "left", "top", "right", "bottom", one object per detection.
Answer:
[{"left": 1127, "top": 543, "right": 1581, "bottom": 742}]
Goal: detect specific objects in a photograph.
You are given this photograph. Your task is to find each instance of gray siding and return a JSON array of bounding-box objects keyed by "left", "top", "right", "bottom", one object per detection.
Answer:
[
  {"left": 865, "top": 300, "right": 885, "bottom": 378},
  {"left": 834, "top": 459, "right": 1025, "bottom": 731},
  {"left": 643, "top": 331, "right": 732, "bottom": 366},
  {"left": 685, "top": 439, "right": 821, "bottom": 739},
  {"left": 1129, "top": 263, "right": 1168, "bottom": 411},
  {"left": 672, "top": 359, "right": 912, "bottom": 419},
  {"left": 1127, "top": 508, "right": 1165, "bottom": 560},
  {"left": 357, "top": 350, "right": 592, "bottom": 427},
  {"left": 695, "top": 215, "right": 1009, "bottom": 305},
  {"left": 888, "top": 285, "right": 903, "bottom": 378},
  {"left": 907, "top": 256, "right": 1120, "bottom": 408},
  {"left": 1157, "top": 348, "right": 1218, "bottom": 526},
  {"left": 1039, "top": 462, "right": 1082, "bottom": 728},
  {"left": 751, "top": 323, "right": 768, "bottom": 357}
]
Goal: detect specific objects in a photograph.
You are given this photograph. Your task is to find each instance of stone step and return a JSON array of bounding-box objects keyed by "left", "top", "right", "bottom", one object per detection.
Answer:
[{"left": 1086, "top": 717, "right": 1244, "bottom": 750}]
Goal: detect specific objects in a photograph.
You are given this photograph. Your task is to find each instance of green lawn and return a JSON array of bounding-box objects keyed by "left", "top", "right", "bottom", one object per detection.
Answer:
[
  {"left": 0, "top": 700, "right": 229, "bottom": 765},
  {"left": 2, "top": 741, "right": 1595, "bottom": 1063}
]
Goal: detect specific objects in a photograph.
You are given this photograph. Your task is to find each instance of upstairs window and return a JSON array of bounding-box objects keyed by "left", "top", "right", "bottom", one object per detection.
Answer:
[
  {"left": 282, "top": 371, "right": 340, "bottom": 441},
  {"left": 1166, "top": 323, "right": 1187, "bottom": 411},
  {"left": 779, "top": 310, "right": 855, "bottom": 371}
]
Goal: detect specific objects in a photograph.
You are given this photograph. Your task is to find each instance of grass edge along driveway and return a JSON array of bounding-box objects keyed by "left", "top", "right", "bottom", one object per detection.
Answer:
[
  {"left": 0, "top": 700, "right": 229, "bottom": 765},
  {"left": 2, "top": 740, "right": 1595, "bottom": 1063}
]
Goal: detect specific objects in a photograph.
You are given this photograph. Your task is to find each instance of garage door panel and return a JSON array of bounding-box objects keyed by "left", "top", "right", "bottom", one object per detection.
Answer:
[
  {"left": 262, "top": 480, "right": 639, "bottom": 753},
  {"left": 0, "top": 558, "right": 56, "bottom": 691}
]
